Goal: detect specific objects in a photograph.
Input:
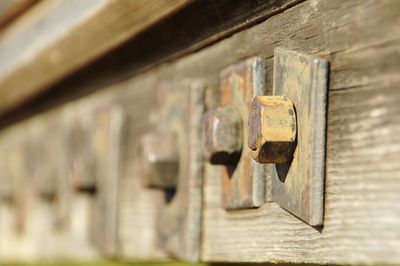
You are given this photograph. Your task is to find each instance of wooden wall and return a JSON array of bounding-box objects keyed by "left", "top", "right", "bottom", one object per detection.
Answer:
[{"left": 0, "top": 0, "right": 399, "bottom": 264}]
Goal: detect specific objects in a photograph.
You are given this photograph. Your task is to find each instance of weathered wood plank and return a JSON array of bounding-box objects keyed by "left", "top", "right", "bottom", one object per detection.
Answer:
[
  {"left": 0, "top": 0, "right": 37, "bottom": 30},
  {"left": 0, "top": 114, "right": 100, "bottom": 261},
  {"left": 100, "top": 0, "right": 399, "bottom": 263},
  {"left": 0, "top": 0, "right": 399, "bottom": 264},
  {"left": 0, "top": 74, "right": 172, "bottom": 261},
  {"left": 187, "top": 0, "right": 400, "bottom": 264},
  {"left": 0, "top": 0, "right": 187, "bottom": 116},
  {"left": 110, "top": 78, "right": 169, "bottom": 260},
  {"left": 0, "top": 0, "right": 302, "bottom": 127},
  {"left": 202, "top": 81, "right": 400, "bottom": 264}
]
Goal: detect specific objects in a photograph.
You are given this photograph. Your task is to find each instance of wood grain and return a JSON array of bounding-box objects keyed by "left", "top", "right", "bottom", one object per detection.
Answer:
[
  {"left": 0, "top": 0, "right": 187, "bottom": 116},
  {"left": 103, "top": 0, "right": 399, "bottom": 263},
  {"left": 0, "top": 114, "right": 100, "bottom": 261},
  {"left": 0, "top": 0, "right": 37, "bottom": 30},
  {"left": 188, "top": 0, "right": 400, "bottom": 264},
  {"left": 0, "top": 0, "right": 399, "bottom": 263},
  {"left": 0, "top": 0, "right": 302, "bottom": 127},
  {"left": 110, "top": 78, "right": 169, "bottom": 260}
]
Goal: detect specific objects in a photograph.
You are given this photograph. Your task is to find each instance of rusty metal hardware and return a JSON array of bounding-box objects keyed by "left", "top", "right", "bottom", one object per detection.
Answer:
[
  {"left": 0, "top": 157, "right": 14, "bottom": 204},
  {"left": 261, "top": 48, "right": 328, "bottom": 226},
  {"left": 205, "top": 57, "right": 266, "bottom": 209},
  {"left": 66, "top": 123, "right": 97, "bottom": 193},
  {"left": 203, "top": 106, "right": 242, "bottom": 165},
  {"left": 1, "top": 140, "right": 29, "bottom": 234},
  {"left": 79, "top": 106, "right": 125, "bottom": 256},
  {"left": 30, "top": 143, "right": 59, "bottom": 202},
  {"left": 92, "top": 106, "right": 125, "bottom": 256},
  {"left": 137, "top": 132, "right": 179, "bottom": 189},
  {"left": 22, "top": 131, "right": 58, "bottom": 202},
  {"left": 137, "top": 81, "right": 204, "bottom": 261},
  {"left": 34, "top": 166, "right": 58, "bottom": 202},
  {"left": 248, "top": 96, "right": 297, "bottom": 164},
  {"left": 0, "top": 180, "right": 13, "bottom": 204}
]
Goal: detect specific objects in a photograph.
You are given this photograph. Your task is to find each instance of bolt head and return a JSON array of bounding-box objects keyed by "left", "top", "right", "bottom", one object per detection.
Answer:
[
  {"left": 0, "top": 174, "right": 14, "bottom": 204},
  {"left": 203, "top": 106, "right": 242, "bottom": 165},
  {"left": 137, "top": 132, "right": 178, "bottom": 189},
  {"left": 248, "top": 96, "right": 297, "bottom": 164},
  {"left": 69, "top": 155, "right": 96, "bottom": 193},
  {"left": 36, "top": 167, "right": 58, "bottom": 201}
]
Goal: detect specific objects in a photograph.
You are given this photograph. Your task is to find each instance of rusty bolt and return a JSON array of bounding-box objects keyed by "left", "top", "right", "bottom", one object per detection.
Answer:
[
  {"left": 36, "top": 167, "right": 58, "bottom": 201},
  {"left": 69, "top": 155, "right": 96, "bottom": 193},
  {"left": 66, "top": 125, "right": 97, "bottom": 193},
  {"left": 248, "top": 96, "right": 297, "bottom": 164},
  {"left": 0, "top": 174, "right": 13, "bottom": 204},
  {"left": 203, "top": 106, "right": 242, "bottom": 165},
  {"left": 137, "top": 132, "right": 179, "bottom": 189}
]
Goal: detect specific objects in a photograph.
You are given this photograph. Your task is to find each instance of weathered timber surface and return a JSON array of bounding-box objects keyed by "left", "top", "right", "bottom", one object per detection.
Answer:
[
  {"left": 0, "top": 0, "right": 301, "bottom": 127},
  {"left": 0, "top": 114, "right": 99, "bottom": 261},
  {"left": 0, "top": 0, "right": 37, "bottom": 30},
  {"left": 0, "top": 0, "right": 399, "bottom": 264},
  {"left": 110, "top": 78, "right": 169, "bottom": 260},
  {"left": 114, "top": 0, "right": 399, "bottom": 264},
  {"left": 0, "top": 75, "right": 174, "bottom": 261},
  {"left": 0, "top": 0, "right": 187, "bottom": 117},
  {"left": 188, "top": 0, "right": 400, "bottom": 264}
]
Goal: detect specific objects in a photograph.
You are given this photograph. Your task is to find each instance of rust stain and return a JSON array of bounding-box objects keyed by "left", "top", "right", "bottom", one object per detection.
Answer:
[
  {"left": 219, "top": 58, "right": 265, "bottom": 209},
  {"left": 249, "top": 96, "right": 297, "bottom": 164}
]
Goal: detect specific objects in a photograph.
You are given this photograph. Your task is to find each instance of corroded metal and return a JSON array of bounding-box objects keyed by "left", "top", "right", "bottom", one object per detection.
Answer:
[
  {"left": 203, "top": 106, "right": 242, "bottom": 165},
  {"left": 85, "top": 106, "right": 125, "bottom": 256},
  {"left": 137, "top": 132, "right": 179, "bottom": 189},
  {"left": 0, "top": 132, "right": 30, "bottom": 234},
  {"left": 271, "top": 48, "right": 328, "bottom": 226},
  {"left": 0, "top": 160, "right": 14, "bottom": 204},
  {"left": 65, "top": 123, "right": 96, "bottom": 193},
  {"left": 249, "top": 96, "right": 297, "bottom": 164},
  {"left": 148, "top": 81, "right": 205, "bottom": 262},
  {"left": 214, "top": 57, "right": 266, "bottom": 209},
  {"left": 26, "top": 130, "right": 59, "bottom": 202}
]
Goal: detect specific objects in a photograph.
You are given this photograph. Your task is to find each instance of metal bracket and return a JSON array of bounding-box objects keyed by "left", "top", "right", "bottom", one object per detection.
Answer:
[
  {"left": 271, "top": 48, "right": 328, "bottom": 226},
  {"left": 0, "top": 132, "right": 29, "bottom": 234},
  {"left": 81, "top": 106, "right": 125, "bottom": 256},
  {"left": 218, "top": 57, "right": 266, "bottom": 209},
  {"left": 138, "top": 81, "right": 205, "bottom": 261}
]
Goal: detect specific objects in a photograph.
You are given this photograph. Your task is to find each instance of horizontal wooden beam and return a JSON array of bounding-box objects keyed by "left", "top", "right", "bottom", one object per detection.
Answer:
[
  {"left": 0, "top": 0, "right": 37, "bottom": 30},
  {"left": 0, "top": 0, "right": 301, "bottom": 127},
  {"left": 0, "top": 0, "right": 187, "bottom": 116}
]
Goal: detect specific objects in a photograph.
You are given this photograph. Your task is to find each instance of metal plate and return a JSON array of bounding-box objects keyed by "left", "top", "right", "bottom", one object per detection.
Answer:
[
  {"left": 1, "top": 138, "right": 27, "bottom": 234},
  {"left": 26, "top": 120, "right": 69, "bottom": 230},
  {"left": 86, "top": 106, "right": 125, "bottom": 256},
  {"left": 271, "top": 48, "right": 328, "bottom": 226},
  {"left": 156, "top": 81, "right": 205, "bottom": 262},
  {"left": 219, "top": 57, "right": 266, "bottom": 209}
]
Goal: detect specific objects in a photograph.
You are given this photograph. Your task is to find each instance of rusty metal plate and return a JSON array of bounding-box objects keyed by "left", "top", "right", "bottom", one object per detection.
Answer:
[
  {"left": 26, "top": 124, "right": 59, "bottom": 203},
  {"left": 271, "top": 48, "right": 328, "bottom": 226},
  {"left": 65, "top": 120, "right": 97, "bottom": 194},
  {"left": 26, "top": 120, "right": 69, "bottom": 230},
  {"left": 219, "top": 57, "right": 266, "bottom": 209},
  {"left": 155, "top": 81, "right": 205, "bottom": 262},
  {"left": 86, "top": 106, "right": 126, "bottom": 256},
  {"left": 0, "top": 130, "right": 33, "bottom": 235},
  {"left": 0, "top": 154, "right": 14, "bottom": 205}
]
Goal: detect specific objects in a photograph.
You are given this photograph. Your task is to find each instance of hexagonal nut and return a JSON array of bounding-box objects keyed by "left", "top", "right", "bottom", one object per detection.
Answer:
[
  {"left": 203, "top": 106, "right": 242, "bottom": 165},
  {"left": 248, "top": 96, "right": 297, "bottom": 164},
  {"left": 137, "top": 132, "right": 179, "bottom": 189}
]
